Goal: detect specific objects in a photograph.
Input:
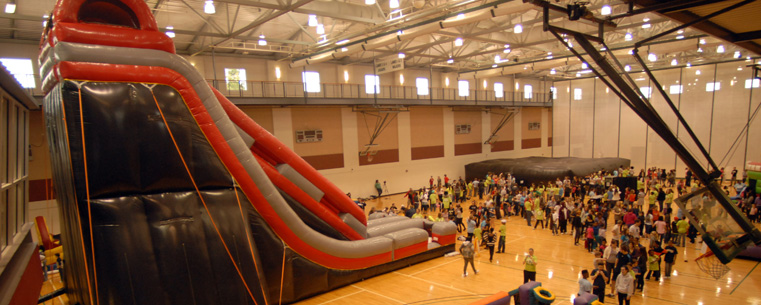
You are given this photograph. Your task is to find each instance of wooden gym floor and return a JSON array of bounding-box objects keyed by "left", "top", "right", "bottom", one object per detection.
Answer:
[{"left": 40, "top": 190, "right": 761, "bottom": 305}]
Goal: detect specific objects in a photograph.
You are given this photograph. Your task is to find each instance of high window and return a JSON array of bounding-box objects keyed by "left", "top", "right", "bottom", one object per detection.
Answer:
[
  {"left": 458, "top": 80, "right": 469, "bottom": 97},
  {"left": 302, "top": 71, "right": 321, "bottom": 93},
  {"left": 0, "top": 58, "right": 35, "bottom": 88},
  {"left": 416, "top": 78, "right": 429, "bottom": 95},
  {"left": 365, "top": 74, "right": 380, "bottom": 94},
  {"left": 494, "top": 82, "right": 504, "bottom": 98},
  {"left": 224, "top": 68, "right": 247, "bottom": 91}
]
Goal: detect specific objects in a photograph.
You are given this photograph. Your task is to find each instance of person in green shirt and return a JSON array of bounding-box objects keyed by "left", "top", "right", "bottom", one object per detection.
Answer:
[
  {"left": 497, "top": 219, "right": 507, "bottom": 253},
  {"left": 645, "top": 249, "right": 661, "bottom": 281},
  {"left": 523, "top": 248, "right": 537, "bottom": 283},
  {"left": 442, "top": 191, "right": 452, "bottom": 211},
  {"left": 429, "top": 190, "right": 438, "bottom": 212},
  {"left": 375, "top": 180, "right": 383, "bottom": 197},
  {"left": 676, "top": 218, "right": 689, "bottom": 247}
]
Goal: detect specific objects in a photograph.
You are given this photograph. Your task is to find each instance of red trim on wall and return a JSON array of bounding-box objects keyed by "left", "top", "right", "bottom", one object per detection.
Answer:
[
  {"left": 490, "top": 140, "right": 514, "bottom": 152},
  {"left": 411, "top": 145, "right": 444, "bottom": 160},
  {"left": 548, "top": 137, "right": 553, "bottom": 147},
  {"left": 454, "top": 143, "right": 482, "bottom": 156},
  {"left": 301, "top": 154, "right": 344, "bottom": 170},
  {"left": 57, "top": 62, "right": 389, "bottom": 269},
  {"left": 394, "top": 242, "right": 428, "bottom": 260},
  {"left": 29, "top": 178, "right": 56, "bottom": 202},
  {"left": 522, "top": 138, "right": 542, "bottom": 149},
  {"left": 9, "top": 250, "right": 44, "bottom": 305},
  {"left": 358, "top": 149, "right": 399, "bottom": 166}
]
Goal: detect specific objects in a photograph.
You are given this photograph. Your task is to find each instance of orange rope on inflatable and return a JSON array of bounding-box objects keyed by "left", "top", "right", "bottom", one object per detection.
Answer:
[
  {"left": 77, "top": 87, "right": 99, "bottom": 305},
  {"left": 149, "top": 90, "right": 258, "bottom": 305},
  {"left": 279, "top": 246, "right": 286, "bottom": 305},
  {"left": 233, "top": 178, "right": 269, "bottom": 305}
]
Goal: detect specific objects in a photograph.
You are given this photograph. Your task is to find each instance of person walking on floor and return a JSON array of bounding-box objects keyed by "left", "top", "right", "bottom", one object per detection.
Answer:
[
  {"left": 459, "top": 238, "right": 478, "bottom": 277},
  {"left": 616, "top": 265, "right": 634, "bottom": 305},
  {"left": 497, "top": 219, "right": 507, "bottom": 253},
  {"left": 662, "top": 239, "right": 678, "bottom": 278},
  {"left": 591, "top": 263, "right": 610, "bottom": 303},
  {"left": 578, "top": 270, "right": 592, "bottom": 296},
  {"left": 523, "top": 248, "right": 537, "bottom": 283},
  {"left": 485, "top": 228, "right": 497, "bottom": 262},
  {"left": 374, "top": 180, "right": 383, "bottom": 197}
]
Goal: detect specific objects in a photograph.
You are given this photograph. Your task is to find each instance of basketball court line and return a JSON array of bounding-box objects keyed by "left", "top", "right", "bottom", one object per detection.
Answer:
[
  {"left": 315, "top": 289, "right": 364, "bottom": 305},
  {"left": 349, "top": 284, "right": 406, "bottom": 304},
  {"left": 409, "top": 257, "right": 461, "bottom": 276},
  {"left": 392, "top": 271, "right": 480, "bottom": 296},
  {"left": 730, "top": 261, "right": 760, "bottom": 295}
]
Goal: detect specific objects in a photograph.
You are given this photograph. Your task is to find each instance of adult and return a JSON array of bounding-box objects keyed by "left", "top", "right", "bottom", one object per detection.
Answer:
[
  {"left": 375, "top": 179, "right": 383, "bottom": 197},
  {"left": 730, "top": 167, "right": 738, "bottom": 185},
  {"left": 615, "top": 265, "right": 634, "bottom": 305},
  {"left": 610, "top": 245, "right": 630, "bottom": 297},
  {"left": 459, "top": 238, "right": 478, "bottom": 277},
  {"left": 523, "top": 248, "right": 537, "bottom": 283},
  {"left": 663, "top": 240, "right": 678, "bottom": 278},
  {"left": 676, "top": 217, "right": 689, "bottom": 247},
  {"left": 497, "top": 219, "right": 507, "bottom": 253},
  {"left": 466, "top": 216, "right": 476, "bottom": 240},
  {"left": 578, "top": 270, "right": 592, "bottom": 296},
  {"left": 591, "top": 263, "right": 610, "bottom": 303}
]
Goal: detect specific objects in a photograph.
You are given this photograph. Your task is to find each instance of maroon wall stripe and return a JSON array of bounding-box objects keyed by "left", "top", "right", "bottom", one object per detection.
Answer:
[
  {"left": 522, "top": 138, "right": 542, "bottom": 149},
  {"left": 490, "top": 140, "right": 514, "bottom": 152},
  {"left": 454, "top": 143, "right": 482, "bottom": 156},
  {"left": 411, "top": 145, "right": 444, "bottom": 160},
  {"left": 359, "top": 149, "right": 399, "bottom": 166},
  {"left": 29, "top": 179, "right": 55, "bottom": 202},
  {"left": 302, "top": 153, "right": 345, "bottom": 170}
]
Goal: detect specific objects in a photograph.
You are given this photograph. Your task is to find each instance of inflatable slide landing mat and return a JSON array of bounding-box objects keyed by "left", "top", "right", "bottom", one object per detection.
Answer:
[{"left": 39, "top": 0, "right": 456, "bottom": 304}]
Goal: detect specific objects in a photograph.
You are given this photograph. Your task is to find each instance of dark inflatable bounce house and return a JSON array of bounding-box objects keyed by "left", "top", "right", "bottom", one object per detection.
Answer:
[
  {"left": 466, "top": 157, "right": 630, "bottom": 185},
  {"left": 39, "top": 0, "right": 456, "bottom": 304}
]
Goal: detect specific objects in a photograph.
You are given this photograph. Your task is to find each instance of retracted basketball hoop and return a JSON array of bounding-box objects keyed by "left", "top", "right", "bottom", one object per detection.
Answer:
[
  {"left": 359, "top": 144, "right": 379, "bottom": 162},
  {"left": 694, "top": 243, "right": 733, "bottom": 280}
]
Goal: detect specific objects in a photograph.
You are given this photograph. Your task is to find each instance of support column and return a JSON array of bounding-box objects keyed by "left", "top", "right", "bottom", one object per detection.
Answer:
[
  {"left": 514, "top": 109, "right": 523, "bottom": 151},
  {"left": 398, "top": 111, "right": 412, "bottom": 163},
  {"left": 341, "top": 107, "right": 359, "bottom": 169},
  {"left": 443, "top": 107, "right": 455, "bottom": 157},
  {"left": 482, "top": 110, "right": 491, "bottom": 155},
  {"left": 541, "top": 107, "right": 549, "bottom": 148},
  {"left": 272, "top": 107, "right": 294, "bottom": 150}
]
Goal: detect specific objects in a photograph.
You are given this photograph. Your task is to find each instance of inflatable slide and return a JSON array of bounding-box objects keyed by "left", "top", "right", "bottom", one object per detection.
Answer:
[{"left": 38, "top": 1, "right": 456, "bottom": 304}]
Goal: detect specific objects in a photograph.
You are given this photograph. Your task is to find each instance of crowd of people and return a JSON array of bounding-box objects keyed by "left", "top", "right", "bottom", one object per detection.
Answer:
[{"left": 365, "top": 165, "right": 758, "bottom": 305}]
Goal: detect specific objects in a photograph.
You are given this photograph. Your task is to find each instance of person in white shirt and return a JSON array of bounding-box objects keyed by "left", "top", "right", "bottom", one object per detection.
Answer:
[
  {"left": 578, "top": 270, "right": 592, "bottom": 296},
  {"left": 616, "top": 265, "right": 634, "bottom": 305}
]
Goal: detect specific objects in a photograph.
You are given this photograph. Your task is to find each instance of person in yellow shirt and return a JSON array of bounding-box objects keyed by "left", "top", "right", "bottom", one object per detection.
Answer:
[{"left": 497, "top": 219, "right": 507, "bottom": 253}]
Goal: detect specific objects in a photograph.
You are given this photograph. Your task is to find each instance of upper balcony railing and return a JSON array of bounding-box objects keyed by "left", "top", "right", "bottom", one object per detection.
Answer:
[{"left": 208, "top": 79, "right": 553, "bottom": 105}]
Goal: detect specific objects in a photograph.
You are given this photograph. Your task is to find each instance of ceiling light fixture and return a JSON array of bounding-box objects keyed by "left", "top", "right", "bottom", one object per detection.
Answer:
[
  {"left": 390, "top": 0, "right": 399, "bottom": 9},
  {"left": 697, "top": 46, "right": 703, "bottom": 53},
  {"left": 717, "top": 45, "right": 725, "bottom": 53},
  {"left": 316, "top": 24, "right": 325, "bottom": 34},
  {"left": 648, "top": 53, "right": 657, "bottom": 62},
  {"left": 514, "top": 23, "right": 523, "bottom": 34},
  {"left": 204, "top": 0, "right": 215, "bottom": 14},
  {"left": 165, "top": 26, "right": 175, "bottom": 38},
  {"left": 696, "top": 70, "right": 701, "bottom": 75},
  {"left": 625, "top": 33, "right": 632, "bottom": 41},
  {"left": 454, "top": 37, "right": 463, "bottom": 46},
  {"left": 447, "top": 58, "right": 454, "bottom": 64},
  {"left": 258, "top": 34, "right": 267, "bottom": 46},
  {"left": 686, "top": 62, "right": 691, "bottom": 67},
  {"left": 492, "top": 64, "right": 498, "bottom": 68},
  {"left": 5, "top": 1, "right": 16, "bottom": 14},
  {"left": 504, "top": 48, "right": 511, "bottom": 54},
  {"left": 642, "top": 23, "right": 651, "bottom": 29},
  {"left": 576, "top": 72, "right": 581, "bottom": 77},
  {"left": 494, "top": 55, "right": 501, "bottom": 62},
  {"left": 601, "top": 5, "right": 611, "bottom": 16},
  {"left": 398, "top": 53, "right": 406, "bottom": 59},
  {"left": 365, "top": 0, "right": 375, "bottom": 5},
  {"left": 671, "top": 59, "right": 677, "bottom": 66},
  {"left": 308, "top": 14, "right": 318, "bottom": 27},
  {"left": 676, "top": 35, "right": 684, "bottom": 39},
  {"left": 581, "top": 62, "right": 588, "bottom": 69},
  {"left": 336, "top": 39, "right": 349, "bottom": 45},
  {"left": 457, "top": 13, "right": 465, "bottom": 19},
  {"left": 550, "top": 68, "right": 556, "bottom": 75},
  {"left": 733, "top": 51, "right": 741, "bottom": 58},
  {"left": 341, "top": 47, "right": 348, "bottom": 52},
  {"left": 624, "top": 65, "right": 631, "bottom": 72},
  {"left": 700, "top": 38, "right": 706, "bottom": 44}
]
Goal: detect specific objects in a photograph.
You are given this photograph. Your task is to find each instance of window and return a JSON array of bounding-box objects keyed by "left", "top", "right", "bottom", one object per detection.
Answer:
[
  {"left": 416, "top": 77, "right": 429, "bottom": 95},
  {"left": 669, "top": 85, "right": 683, "bottom": 94},
  {"left": 455, "top": 124, "right": 471, "bottom": 134},
  {"left": 523, "top": 84, "right": 533, "bottom": 99},
  {"left": 573, "top": 88, "right": 582, "bottom": 100},
  {"left": 225, "top": 68, "right": 247, "bottom": 91},
  {"left": 303, "top": 71, "right": 321, "bottom": 93},
  {"left": 639, "top": 86, "right": 652, "bottom": 98},
  {"left": 295, "top": 130, "right": 323, "bottom": 143},
  {"left": 365, "top": 74, "right": 380, "bottom": 94},
  {"left": 706, "top": 82, "right": 721, "bottom": 92},
  {"left": 494, "top": 82, "right": 504, "bottom": 98},
  {"left": 0, "top": 58, "right": 35, "bottom": 88},
  {"left": 745, "top": 78, "right": 760, "bottom": 89},
  {"left": 1, "top": 96, "right": 29, "bottom": 251},
  {"left": 550, "top": 87, "right": 557, "bottom": 99},
  {"left": 458, "top": 80, "right": 469, "bottom": 97}
]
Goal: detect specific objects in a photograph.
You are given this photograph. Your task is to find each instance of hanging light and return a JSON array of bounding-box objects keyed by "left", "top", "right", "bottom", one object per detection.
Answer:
[
  {"left": 716, "top": 45, "right": 725, "bottom": 53},
  {"left": 492, "top": 64, "right": 498, "bottom": 68},
  {"left": 447, "top": 58, "right": 454, "bottom": 64},
  {"left": 628, "top": 49, "right": 634, "bottom": 55},
  {"left": 676, "top": 35, "right": 684, "bottom": 39},
  {"left": 686, "top": 62, "right": 691, "bottom": 67},
  {"left": 697, "top": 46, "right": 703, "bottom": 53},
  {"left": 308, "top": 14, "right": 318, "bottom": 27},
  {"left": 341, "top": 47, "right": 348, "bottom": 52},
  {"left": 625, "top": 33, "right": 633, "bottom": 41},
  {"left": 696, "top": 70, "right": 701, "bottom": 75},
  {"left": 165, "top": 26, "right": 175, "bottom": 38},
  {"left": 581, "top": 62, "right": 588, "bottom": 69},
  {"left": 624, "top": 65, "right": 631, "bottom": 72},
  {"left": 648, "top": 53, "right": 657, "bottom": 62},
  {"left": 204, "top": 0, "right": 216, "bottom": 14},
  {"left": 336, "top": 39, "right": 349, "bottom": 45},
  {"left": 494, "top": 55, "right": 501, "bottom": 62},
  {"left": 671, "top": 59, "right": 678, "bottom": 66},
  {"left": 504, "top": 48, "right": 511, "bottom": 54},
  {"left": 398, "top": 53, "right": 405, "bottom": 59},
  {"left": 642, "top": 23, "right": 651, "bottom": 29},
  {"left": 576, "top": 72, "right": 581, "bottom": 77},
  {"left": 316, "top": 24, "right": 325, "bottom": 34},
  {"left": 390, "top": 0, "right": 399, "bottom": 9},
  {"left": 5, "top": 1, "right": 16, "bottom": 14},
  {"left": 550, "top": 68, "right": 556, "bottom": 75},
  {"left": 457, "top": 13, "right": 465, "bottom": 19},
  {"left": 514, "top": 23, "right": 523, "bottom": 33},
  {"left": 365, "top": 0, "right": 375, "bottom": 4},
  {"left": 734, "top": 51, "right": 741, "bottom": 58},
  {"left": 258, "top": 34, "right": 267, "bottom": 46},
  {"left": 601, "top": 5, "right": 611, "bottom": 15},
  {"left": 699, "top": 38, "right": 706, "bottom": 44},
  {"left": 454, "top": 37, "right": 463, "bottom": 46}
]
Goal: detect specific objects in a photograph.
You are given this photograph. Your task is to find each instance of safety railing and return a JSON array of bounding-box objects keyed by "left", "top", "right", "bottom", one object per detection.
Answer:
[{"left": 209, "top": 79, "right": 553, "bottom": 103}]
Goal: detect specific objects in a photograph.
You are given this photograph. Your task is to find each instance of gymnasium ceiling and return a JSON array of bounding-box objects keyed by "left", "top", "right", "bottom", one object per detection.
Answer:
[{"left": 0, "top": 0, "right": 759, "bottom": 79}]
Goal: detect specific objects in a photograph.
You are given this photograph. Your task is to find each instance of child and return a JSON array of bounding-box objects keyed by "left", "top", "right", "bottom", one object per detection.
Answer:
[
  {"left": 551, "top": 208, "right": 559, "bottom": 236},
  {"left": 645, "top": 249, "right": 661, "bottom": 281},
  {"left": 590, "top": 263, "right": 609, "bottom": 303},
  {"left": 586, "top": 225, "right": 595, "bottom": 252}
]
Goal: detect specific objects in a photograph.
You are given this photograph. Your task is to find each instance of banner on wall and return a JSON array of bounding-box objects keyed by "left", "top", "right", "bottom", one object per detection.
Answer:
[{"left": 375, "top": 58, "right": 404, "bottom": 75}]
